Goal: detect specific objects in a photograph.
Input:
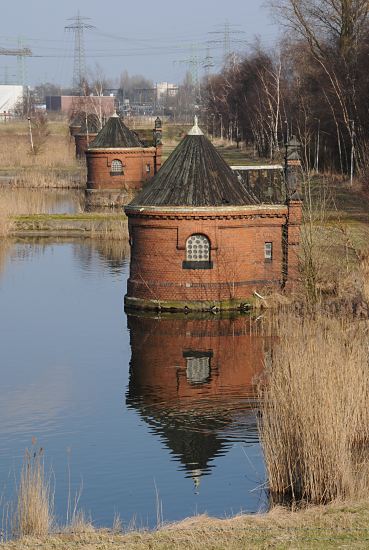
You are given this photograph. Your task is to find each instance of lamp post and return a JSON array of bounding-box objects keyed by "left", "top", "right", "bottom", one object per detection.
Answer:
[{"left": 284, "top": 135, "right": 302, "bottom": 195}]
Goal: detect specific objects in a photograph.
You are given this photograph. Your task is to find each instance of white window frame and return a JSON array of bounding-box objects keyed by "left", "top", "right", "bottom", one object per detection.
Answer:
[
  {"left": 111, "top": 159, "right": 124, "bottom": 175},
  {"left": 264, "top": 242, "right": 273, "bottom": 261}
]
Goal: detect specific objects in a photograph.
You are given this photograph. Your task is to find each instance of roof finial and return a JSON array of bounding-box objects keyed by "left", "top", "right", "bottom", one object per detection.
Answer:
[{"left": 188, "top": 115, "right": 204, "bottom": 136}]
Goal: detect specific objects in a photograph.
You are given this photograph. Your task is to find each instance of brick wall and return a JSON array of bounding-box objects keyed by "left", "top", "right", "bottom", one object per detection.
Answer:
[
  {"left": 284, "top": 199, "right": 302, "bottom": 286},
  {"left": 86, "top": 147, "right": 158, "bottom": 191},
  {"left": 75, "top": 133, "right": 98, "bottom": 158},
  {"left": 125, "top": 206, "right": 291, "bottom": 306}
]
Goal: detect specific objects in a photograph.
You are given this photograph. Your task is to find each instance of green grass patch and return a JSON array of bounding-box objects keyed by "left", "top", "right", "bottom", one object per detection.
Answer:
[{"left": 13, "top": 213, "right": 127, "bottom": 222}]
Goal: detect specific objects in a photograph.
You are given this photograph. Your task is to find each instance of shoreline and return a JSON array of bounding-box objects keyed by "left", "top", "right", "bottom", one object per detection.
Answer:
[
  {"left": 2, "top": 500, "right": 369, "bottom": 549},
  {"left": 5, "top": 213, "right": 128, "bottom": 238}
]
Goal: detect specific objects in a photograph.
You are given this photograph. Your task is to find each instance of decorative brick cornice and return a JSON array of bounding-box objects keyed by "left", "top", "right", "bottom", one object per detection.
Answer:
[
  {"left": 126, "top": 208, "right": 287, "bottom": 222},
  {"left": 87, "top": 147, "right": 156, "bottom": 155}
]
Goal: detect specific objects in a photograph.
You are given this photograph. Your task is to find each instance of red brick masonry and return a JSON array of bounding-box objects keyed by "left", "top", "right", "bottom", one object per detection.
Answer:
[
  {"left": 86, "top": 147, "right": 159, "bottom": 191},
  {"left": 125, "top": 202, "right": 302, "bottom": 311},
  {"left": 75, "top": 133, "right": 98, "bottom": 159}
]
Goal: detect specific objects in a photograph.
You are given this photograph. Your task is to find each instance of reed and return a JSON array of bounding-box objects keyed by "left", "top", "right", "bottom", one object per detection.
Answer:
[
  {"left": 259, "top": 310, "right": 369, "bottom": 505},
  {"left": 12, "top": 447, "right": 54, "bottom": 538},
  {"left": 90, "top": 217, "right": 129, "bottom": 242},
  {"left": 0, "top": 129, "right": 84, "bottom": 188}
]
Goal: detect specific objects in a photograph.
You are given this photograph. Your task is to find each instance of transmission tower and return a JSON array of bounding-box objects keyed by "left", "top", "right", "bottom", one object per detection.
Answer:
[
  {"left": 65, "top": 13, "right": 95, "bottom": 93},
  {"left": 17, "top": 37, "right": 27, "bottom": 86},
  {"left": 208, "top": 21, "right": 246, "bottom": 64},
  {"left": 0, "top": 40, "right": 32, "bottom": 86},
  {"left": 175, "top": 44, "right": 202, "bottom": 101},
  {"left": 203, "top": 46, "right": 214, "bottom": 81}
]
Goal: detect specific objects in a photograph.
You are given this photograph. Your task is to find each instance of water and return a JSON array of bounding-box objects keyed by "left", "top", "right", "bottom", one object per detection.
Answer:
[{"left": 0, "top": 239, "right": 266, "bottom": 528}]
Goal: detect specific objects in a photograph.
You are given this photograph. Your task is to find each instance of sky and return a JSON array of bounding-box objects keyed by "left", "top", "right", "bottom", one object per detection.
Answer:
[{"left": 0, "top": 0, "right": 279, "bottom": 87}]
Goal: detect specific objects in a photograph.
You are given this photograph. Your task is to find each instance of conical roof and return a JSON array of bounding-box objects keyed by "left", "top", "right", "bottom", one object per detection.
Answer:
[
  {"left": 79, "top": 113, "right": 100, "bottom": 134},
  {"left": 89, "top": 113, "right": 142, "bottom": 148},
  {"left": 128, "top": 118, "right": 259, "bottom": 208}
]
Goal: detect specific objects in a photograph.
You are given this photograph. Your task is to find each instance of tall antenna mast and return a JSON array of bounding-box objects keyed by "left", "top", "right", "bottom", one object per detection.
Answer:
[{"left": 65, "top": 13, "right": 95, "bottom": 93}]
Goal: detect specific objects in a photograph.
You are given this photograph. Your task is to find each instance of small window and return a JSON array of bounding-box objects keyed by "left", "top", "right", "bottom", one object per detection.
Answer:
[
  {"left": 183, "top": 234, "right": 212, "bottom": 269},
  {"left": 186, "top": 356, "right": 211, "bottom": 385},
  {"left": 186, "top": 234, "right": 210, "bottom": 261},
  {"left": 265, "top": 242, "right": 273, "bottom": 261},
  {"left": 183, "top": 350, "right": 213, "bottom": 385},
  {"left": 146, "top": 164, "right": 151, "bottom": 173},
  {"left": 111, "top": 159, "right": 123, "bottom": 175}
]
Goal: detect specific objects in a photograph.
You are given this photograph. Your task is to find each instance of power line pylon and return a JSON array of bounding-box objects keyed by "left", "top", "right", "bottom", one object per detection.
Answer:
[
  {"left": 0, "top": 42, "right": 32, "bottom": 86},
  {"left": 17, "top": 37, "right": 27, "bottom": 86},
  {"left": 175, "top": 44, "right": 202, "bottom": 102},
  {"left": 65, "top": 13, "right": 95, "bottom": 93},
  {"left": 203, "top": 46, "right": 214, "bottom": 81},
  {"left": 208, "top": 21, "right": 246, "bottom": 64}
]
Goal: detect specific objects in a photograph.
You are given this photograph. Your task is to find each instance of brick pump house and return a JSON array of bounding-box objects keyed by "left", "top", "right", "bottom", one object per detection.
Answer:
[
  {"left": 74, "top": 114, "right": 100, "bottom": 159},
  {"left": 86, "top": 113, "right": 162, "bottom": 207},
  {"left": 124, "top": 117, "right": 302, "bottom": 312}
]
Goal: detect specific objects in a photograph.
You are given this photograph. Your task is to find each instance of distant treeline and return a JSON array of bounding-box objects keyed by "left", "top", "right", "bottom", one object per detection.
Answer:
[{"left": 204, "top": 0, "right": 369, "bottom": 176}]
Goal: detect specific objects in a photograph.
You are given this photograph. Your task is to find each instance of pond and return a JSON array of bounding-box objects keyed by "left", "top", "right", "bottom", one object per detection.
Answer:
[{"left": 0, "top": 239, "right": 266, "bottom": 529}]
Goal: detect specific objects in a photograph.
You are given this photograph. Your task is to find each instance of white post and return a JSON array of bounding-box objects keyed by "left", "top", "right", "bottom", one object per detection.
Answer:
[{"left": 27, "top": 117, "right": 34, "bottom": 154}]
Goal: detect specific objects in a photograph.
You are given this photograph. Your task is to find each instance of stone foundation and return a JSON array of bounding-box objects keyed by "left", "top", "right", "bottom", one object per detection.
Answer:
[
  {"left": 124, "top": 295, "right": 255, "bottom": 313},
  {"left": 85, "top": 188, "right": 136, "bottom": 208}
]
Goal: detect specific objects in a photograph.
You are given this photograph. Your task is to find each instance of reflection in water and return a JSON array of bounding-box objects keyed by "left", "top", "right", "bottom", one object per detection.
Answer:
[
  {"left": 73, "top": 238, "right": 130, "bottom": 275},
  {"left": 127, "top": 314, "right": 267, "bottom": 489},
  {"left": 0, "top": 239, "right": 11, "bottom": 276},
  {"left": 0, "top": 238, "right": 130, "bottom": 281},
  {"left": 0, "top": 241, "right": 269, "bottom": 524}
]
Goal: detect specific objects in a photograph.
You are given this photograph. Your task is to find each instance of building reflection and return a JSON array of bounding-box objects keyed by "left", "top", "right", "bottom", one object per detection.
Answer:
[{"left": 126, "top": 313, "right": 268, "bottom": 489}]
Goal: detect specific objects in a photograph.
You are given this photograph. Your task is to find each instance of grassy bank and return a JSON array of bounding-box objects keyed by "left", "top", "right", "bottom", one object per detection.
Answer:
[
  {"left": 2, "top": 500, "right": 369, "bottom": 549},
  {"left": 0, "top": 119, "right": 83, "bottom": 188},
  {"left": 11, "top": 215, "right": 128, "bottom": 239}
]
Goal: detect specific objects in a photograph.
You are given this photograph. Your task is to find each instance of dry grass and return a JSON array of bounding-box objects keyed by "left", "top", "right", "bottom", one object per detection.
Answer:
[
  {"left": 90, "top": 217, "right": 129, "bottom": 241},
  {"left": 2, "top": 500, "right": 369, "bottom": 549},
  {"left": 0, "top": 121, "right": 84, "bottom": 188},
  {"left": 259, "top": 311, "right": 369, "bottom": 506},
  {"left": 0, "top": 189, "right": 83, "bottom": 217},
  {"left": 12, "top": 447, "right": 54, "bottom": 538},
  {"left": 0, "top": 189, "right": 83, "bottom": 237}
]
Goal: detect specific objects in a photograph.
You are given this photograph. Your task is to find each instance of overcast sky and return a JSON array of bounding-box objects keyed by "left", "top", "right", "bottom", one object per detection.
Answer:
[{"left": 0, "top": 0, "right": 279, "bottom": 87}]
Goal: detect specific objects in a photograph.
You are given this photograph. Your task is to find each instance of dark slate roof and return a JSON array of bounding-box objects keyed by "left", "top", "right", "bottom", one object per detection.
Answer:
[
  {"left": 89, "top": 113, "right": 142, "bottom": 148},
  {"left": 79, "top": 114, "right": 100, "bottom": 134},
  {"left": 128, "top": 122, "right": 259, "bottom": 207}
]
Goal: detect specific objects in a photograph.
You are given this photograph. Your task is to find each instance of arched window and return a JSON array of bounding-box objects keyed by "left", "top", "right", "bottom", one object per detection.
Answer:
[
  {"left": 183, "top": 234, "right": 212, "bottom": 269},
  {"left": 111, "top": 159, "right": 123, "bottom": 175}
]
